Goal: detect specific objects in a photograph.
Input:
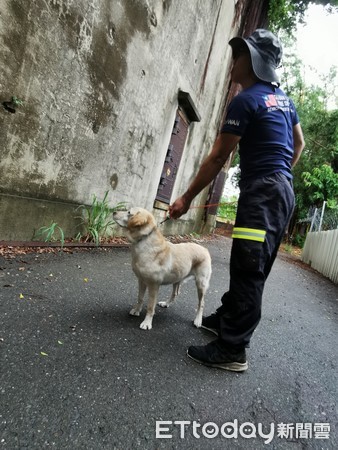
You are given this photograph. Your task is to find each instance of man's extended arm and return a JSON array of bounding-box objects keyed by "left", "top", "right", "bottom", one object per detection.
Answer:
[{"left": 169, "top": 133, "right": 241, "bottom": 219}]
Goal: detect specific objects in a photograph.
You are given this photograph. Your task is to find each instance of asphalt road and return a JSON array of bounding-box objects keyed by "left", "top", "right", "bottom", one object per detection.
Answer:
[{"left": 0, "top": 236, "right": 337, "bottom": 449}]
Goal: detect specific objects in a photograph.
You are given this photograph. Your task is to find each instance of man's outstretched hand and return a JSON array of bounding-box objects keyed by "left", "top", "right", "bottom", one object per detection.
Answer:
[{"left": 169, "top": 194, "right": 191, "bottom": 219}]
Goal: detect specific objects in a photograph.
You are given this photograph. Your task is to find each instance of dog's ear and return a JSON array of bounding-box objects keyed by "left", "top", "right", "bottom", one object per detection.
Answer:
[{"left": 128, "top": 211, "right": 149, "bottom": 228}]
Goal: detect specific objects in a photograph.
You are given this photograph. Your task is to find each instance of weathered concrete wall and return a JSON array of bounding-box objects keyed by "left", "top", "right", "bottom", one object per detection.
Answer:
[{"left": 0, "top": 0, "right": 242, "bottom": 240}]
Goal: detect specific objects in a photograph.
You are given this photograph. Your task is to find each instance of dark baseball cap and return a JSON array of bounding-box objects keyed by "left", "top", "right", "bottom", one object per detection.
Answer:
[{"left": 229, "top": 29, "right": 283, "bottom": 84}]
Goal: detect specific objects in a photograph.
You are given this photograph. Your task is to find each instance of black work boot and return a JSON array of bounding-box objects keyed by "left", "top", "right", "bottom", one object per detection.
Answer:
[
  {"left": 201, "top": 305, "right": 250, "bottom": 349},
  {"left": 200, "top": 303, "right": 228, "bottom": 336},
  {"left": 201, "top": 313, "right": 220, "bottom": 336},
  {"left": 187, "top": 339, "right": 248, "bottom": 372}
]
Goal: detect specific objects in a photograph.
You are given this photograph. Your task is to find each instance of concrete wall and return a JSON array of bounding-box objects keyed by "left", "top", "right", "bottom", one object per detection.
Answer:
[{"left": 0, "top": 0, "right": 243, "bottom": 241}]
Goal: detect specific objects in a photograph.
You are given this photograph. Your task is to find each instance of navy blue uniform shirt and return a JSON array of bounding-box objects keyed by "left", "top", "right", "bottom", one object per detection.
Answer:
[{"left": 221, "top": 82, "right": 299, "bottom": 181}]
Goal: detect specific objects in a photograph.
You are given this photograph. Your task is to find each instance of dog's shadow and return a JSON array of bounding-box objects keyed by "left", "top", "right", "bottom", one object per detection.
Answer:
[{"left": 73, "top": 299, "right": 205, "bottom": 346}]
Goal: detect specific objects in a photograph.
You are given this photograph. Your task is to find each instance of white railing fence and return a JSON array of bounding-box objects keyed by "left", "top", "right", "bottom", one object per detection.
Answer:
[{"left": 302, "top": 229, "right": 338, "bottom": 284}]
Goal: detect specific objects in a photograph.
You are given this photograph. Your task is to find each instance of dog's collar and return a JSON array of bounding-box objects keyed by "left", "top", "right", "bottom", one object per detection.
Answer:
[{"left": 132, "top": 226, "right": 157, "bottom": 243}]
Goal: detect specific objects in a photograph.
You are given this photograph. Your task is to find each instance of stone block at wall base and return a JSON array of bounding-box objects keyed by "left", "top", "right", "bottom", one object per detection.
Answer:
[
  {"left": 0, "top": 193, "right": 217, "bottom": 241},
  {"left": 0, "top": 193, "right": 83, "bottom": 241}
]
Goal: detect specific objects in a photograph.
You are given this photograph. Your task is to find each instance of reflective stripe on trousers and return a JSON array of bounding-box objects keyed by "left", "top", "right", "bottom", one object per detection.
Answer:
[{"left": 232, "top": 227, "right": 266, "bottom": 242}]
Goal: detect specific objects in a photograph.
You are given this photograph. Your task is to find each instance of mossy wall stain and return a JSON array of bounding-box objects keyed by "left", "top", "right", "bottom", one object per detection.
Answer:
[
  {"left": 1, "top": 0, "right": 157, "bottom": 200},
  {"left": 46, "top": 0, "right": 155, "bottom": 132},
  {"left": 48, "top": 0, "right": 83, "bottom": 52},
  {"left": 85, "top": 1, "right": 153, "bottom": 131},
  {"left": 1, "top": 1, "right": 40, "bottom": 152}
]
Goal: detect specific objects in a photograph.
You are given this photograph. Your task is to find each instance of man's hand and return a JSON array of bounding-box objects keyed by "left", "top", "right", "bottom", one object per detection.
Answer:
[{"left": 169, "top": 193, "right": 191, "bottom": 219}]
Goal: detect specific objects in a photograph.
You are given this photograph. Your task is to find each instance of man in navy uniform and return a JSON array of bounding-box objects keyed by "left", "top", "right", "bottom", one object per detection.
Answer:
[{"left": 169, "top": 29, "right": 305, "bottom": 372}]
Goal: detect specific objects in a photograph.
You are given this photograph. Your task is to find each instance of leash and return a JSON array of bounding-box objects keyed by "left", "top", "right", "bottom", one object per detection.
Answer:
[
  {"left": 159, "top": 216, "right": 171, "bottom": 225},
  {"left": 159, "top": 201, "right": 237, "bottom": 225}
]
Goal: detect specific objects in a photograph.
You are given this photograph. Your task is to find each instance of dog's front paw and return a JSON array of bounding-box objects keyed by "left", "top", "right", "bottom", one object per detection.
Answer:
[
  {"left": 129, "top": 307, "right": 141, "bottom": 316},
  {"left": 140, "top": 318, "right": 153, "bottom": 330},
  {"left": 193, "top": 318, "right": 202, "bottom": 328},
  {"left": 158, "top": 301, "right": 169, "bottom": 308}
]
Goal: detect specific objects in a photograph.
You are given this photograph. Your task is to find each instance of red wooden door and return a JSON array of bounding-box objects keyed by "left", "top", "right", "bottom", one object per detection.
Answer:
[{"left": 155, "top": 110, "right": 189, "bottom": 204}]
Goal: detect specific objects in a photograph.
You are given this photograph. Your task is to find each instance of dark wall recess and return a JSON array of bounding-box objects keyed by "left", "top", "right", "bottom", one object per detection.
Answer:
[{"left": 154, "top": 90, "right": 201, "bottom": 207}]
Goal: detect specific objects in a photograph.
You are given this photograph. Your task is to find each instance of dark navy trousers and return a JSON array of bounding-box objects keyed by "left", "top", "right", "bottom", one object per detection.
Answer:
[{"left": 218, "top": 172, "right": 295, "bottom": 349}]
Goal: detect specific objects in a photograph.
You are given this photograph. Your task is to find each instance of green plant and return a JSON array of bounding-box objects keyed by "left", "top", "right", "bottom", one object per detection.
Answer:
[
  {"left": 302, "top": 164, "right": 338, "bottom": 207},
  {"left": 76, "top": 191, "right": 126, "bottom": 245},
  {"left": 11, "top": 96, "right": 24, "bottom": 107},
  {"left": 292, "top": 234, "right": 306, "bottom": 248},
  {"left": 279, "top": 35, "right": 338, "bottom": 227},
  {"left": 283, "top": 243, "right": 293, "bottom": 254},
  {"left": 33, "top": 221, "right": 65, "bottom": 247},
  {"left": 189, "top": 232, "right": 201, "bottom": 239},
  {"left": 268, "top": 0, "right": 338, "bottom": 34},
  {"left": 217, "top": 198, "right": 238, "bottom": 221}
]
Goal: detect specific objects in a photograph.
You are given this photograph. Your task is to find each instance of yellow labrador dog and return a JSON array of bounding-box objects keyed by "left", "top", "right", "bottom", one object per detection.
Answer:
[{"left": 113, "top": 207, "right": 212, "bottom": 330}]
